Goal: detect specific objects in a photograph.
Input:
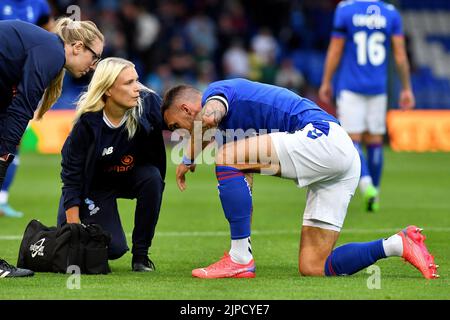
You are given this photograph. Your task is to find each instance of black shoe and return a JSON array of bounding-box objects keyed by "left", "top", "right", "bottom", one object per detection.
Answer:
[
  {"left": 132, "top": 255, "right": 155, "bottom": 272},
  {"left": 0, "top": 258, "right": 34, "bottom": 278}
]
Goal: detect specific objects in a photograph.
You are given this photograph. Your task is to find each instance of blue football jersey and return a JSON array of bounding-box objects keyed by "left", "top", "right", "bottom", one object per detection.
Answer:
[
  {"left": 333, "top": 0, "right": 403, "bottom": 95},
  {"left": 201, "top": 78, "right": 338, "bottom": 134},
  {"left": 0, "top": 0, "right": 50, "bottom": 25}
]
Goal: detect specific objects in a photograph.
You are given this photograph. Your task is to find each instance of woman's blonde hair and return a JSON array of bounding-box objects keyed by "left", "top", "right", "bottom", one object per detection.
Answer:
[
  {"left": 75, "top": 57, "right": 147, "bottom": 139},
  {"left": 36, "top": 17, "right": 104, "bottom": 120}
]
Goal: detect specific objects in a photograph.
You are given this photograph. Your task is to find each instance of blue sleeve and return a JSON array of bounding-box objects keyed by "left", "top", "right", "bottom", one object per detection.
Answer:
[
  {"left": 391, "top": 8, "right": 403, "bottom": 36},
  {"left": 0, "top": 44, "right": 63, "bottom": 155},
  {"left": 61, "top": 119, "right": 91, "bottom": 211},
  {"left": 332, "top": 4, "right": 347, "bottom": 38},
  {"left": 201, "top": 81, "right": 235, "bottom": 107}
]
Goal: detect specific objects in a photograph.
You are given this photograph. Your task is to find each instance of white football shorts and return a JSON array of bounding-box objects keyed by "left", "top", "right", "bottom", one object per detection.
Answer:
[
  {"left": 270, "top": 122, "right": 360, "bottom": 232},
  {"left": 337, "top": 90, "right": 387, "bottom": 135}
]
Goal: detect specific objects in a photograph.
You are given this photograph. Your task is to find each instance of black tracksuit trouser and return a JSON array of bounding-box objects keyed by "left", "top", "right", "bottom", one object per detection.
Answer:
[{"left": 57, "top": 164, "right": 164, "bottom": 259}]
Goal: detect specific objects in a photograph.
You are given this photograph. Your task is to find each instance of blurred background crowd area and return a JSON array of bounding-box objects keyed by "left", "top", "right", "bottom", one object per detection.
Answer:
[{"left": 48, "top": 0, "right": 450, "bottom": 112}]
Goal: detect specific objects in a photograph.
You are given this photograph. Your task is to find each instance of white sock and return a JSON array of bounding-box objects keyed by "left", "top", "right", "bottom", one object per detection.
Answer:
[
  {"left": 0, "top": 191, "right": 8, "bottom": 204},
  {"left": 382, "top": 234, "right": 403, "bottom": 257},
  {"left": 359, "top": 176, "right": 374, "bottom": 194},
  {"left": 229, "top": 237, "right": 253, "bottom": 264}
]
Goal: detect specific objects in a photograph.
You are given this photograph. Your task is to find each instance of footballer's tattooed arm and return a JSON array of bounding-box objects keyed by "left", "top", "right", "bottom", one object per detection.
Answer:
[
  {"left": 177, "top": 99, "right": 226, "bottom": 191},
  {"left": 184, "top": 99, "right": 226, "bottom": 163},
  {"left": 201, "top": 99, "right": 226, "bottom": 130}
]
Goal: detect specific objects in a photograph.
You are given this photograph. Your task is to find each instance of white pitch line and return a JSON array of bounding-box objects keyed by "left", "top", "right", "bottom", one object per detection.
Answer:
[
  {"left": 1, "top": 227, "right": 449, "bottom": 241},
  {"left": 0, "top": 235, "right": 23, "bottom": 241}
]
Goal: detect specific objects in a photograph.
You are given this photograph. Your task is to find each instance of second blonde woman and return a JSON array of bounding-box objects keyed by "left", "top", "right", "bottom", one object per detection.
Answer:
[{"left": 57, "top": 57, "right": 166, "bottom": 272}]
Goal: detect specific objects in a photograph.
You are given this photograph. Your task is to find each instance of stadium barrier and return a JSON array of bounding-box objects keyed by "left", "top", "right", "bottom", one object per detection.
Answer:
[
  {"left": 22, "top": 110, "right": 76, "bottom": 154},
  {"left": 387, "top": 110, "right": 450, "bottom": 152}
]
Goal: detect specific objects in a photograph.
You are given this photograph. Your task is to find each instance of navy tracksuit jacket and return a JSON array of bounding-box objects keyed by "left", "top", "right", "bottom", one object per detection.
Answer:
[
  {"left": 57, "top": 91, "right": 167, "bottom": 259},
  {"left": 0, "top": 20, "right": 65, "bottom": 156}
]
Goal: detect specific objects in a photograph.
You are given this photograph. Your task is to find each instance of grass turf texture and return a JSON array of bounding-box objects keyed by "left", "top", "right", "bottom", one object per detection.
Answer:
[{"left": 0, "top": 149, "right": 449, "bottom": 300}]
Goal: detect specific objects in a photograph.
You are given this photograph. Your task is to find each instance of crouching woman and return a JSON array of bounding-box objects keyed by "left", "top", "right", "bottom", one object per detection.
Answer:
[{"left": 57, "top": 57, "right": 166, "bottom": 272}]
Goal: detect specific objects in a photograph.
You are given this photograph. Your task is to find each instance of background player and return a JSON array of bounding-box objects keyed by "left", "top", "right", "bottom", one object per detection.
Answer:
[{"left": 319, "top": 0, "right": 415, "bottom": 212}]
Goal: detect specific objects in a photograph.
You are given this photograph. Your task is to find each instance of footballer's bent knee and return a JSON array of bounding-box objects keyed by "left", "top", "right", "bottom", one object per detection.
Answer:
[{"left": 298, "top": 264, "right": 325, "bottom": 277}]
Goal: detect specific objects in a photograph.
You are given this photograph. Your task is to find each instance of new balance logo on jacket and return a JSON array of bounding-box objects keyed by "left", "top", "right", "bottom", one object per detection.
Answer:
[{"left": 102, "top": 147, "right": 113, "bottom": 156}]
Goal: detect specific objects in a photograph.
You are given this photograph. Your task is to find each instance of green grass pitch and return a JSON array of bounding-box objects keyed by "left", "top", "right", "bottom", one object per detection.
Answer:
[{"left": 0, "top": 149, "right": 449, "bottom": 300}]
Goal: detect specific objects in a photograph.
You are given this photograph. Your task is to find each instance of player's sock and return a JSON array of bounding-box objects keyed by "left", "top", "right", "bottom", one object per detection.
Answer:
[
  {"left": 0, "top": 155, "right": 19, "bottom": 199},
  {"left": 229, "top": 237, "right": 253, "bottom": 264},
  {"left": 358, "top": 176, "right": 374, "bottom": 194},
  {"left": 353, "top": 142, "right": 372, "bottom": 193},
  {"left": 382, "top": 234, "right": 403, "bottom": 257},
  {"left": 367, "top": 143, "right": 383, "bottom": 188},
  {"left": 216, "top": 165, "right": 253, "bottom": 248},
  {"left": 324, "top": 239, "right": 386, "bottom": 276},
  {"left": 0, "top": 190, "right": 8, "bottom": 204}
]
